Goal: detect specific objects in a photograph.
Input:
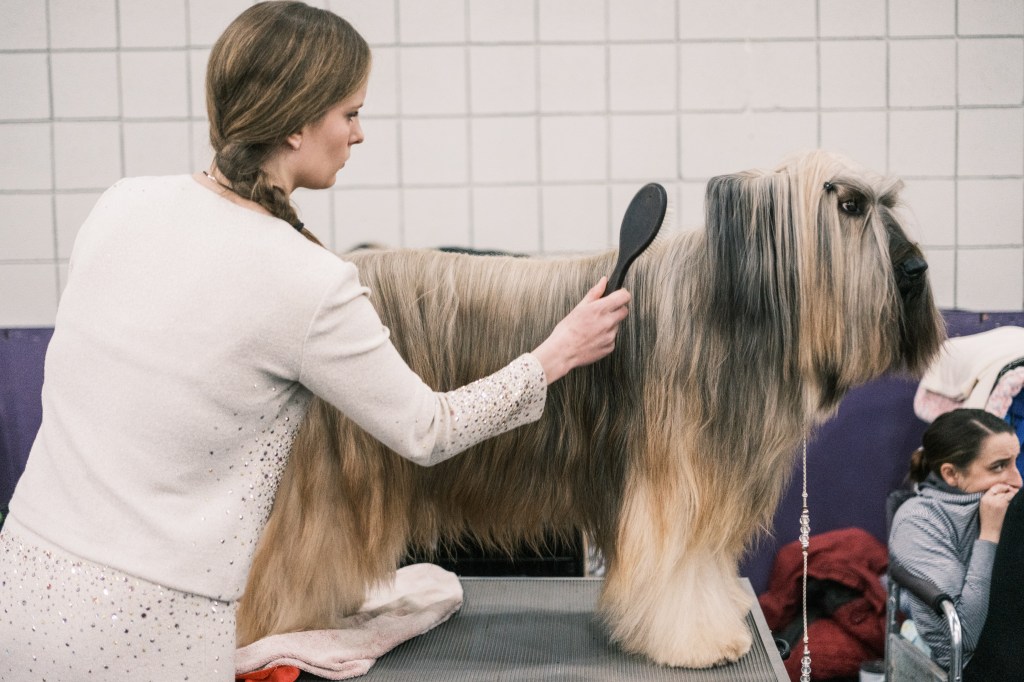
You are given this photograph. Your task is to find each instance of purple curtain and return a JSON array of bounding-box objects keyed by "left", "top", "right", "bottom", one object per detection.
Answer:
[{"left": 0, "top": 328, "right": 52, "bottom": 506}]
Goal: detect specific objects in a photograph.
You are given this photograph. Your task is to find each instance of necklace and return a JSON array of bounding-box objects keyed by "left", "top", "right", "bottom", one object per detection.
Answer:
[
  {"left": 201, "top": 170, "right": 305, "bottom": 233},
  {"left": 202, "top": 169, "right": 236, "bottom": 194}
]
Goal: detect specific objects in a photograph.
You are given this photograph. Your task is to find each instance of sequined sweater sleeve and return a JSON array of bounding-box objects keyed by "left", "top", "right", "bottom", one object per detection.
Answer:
[{"left": 296, "top": 256, "right": 547, "bottom": 467}]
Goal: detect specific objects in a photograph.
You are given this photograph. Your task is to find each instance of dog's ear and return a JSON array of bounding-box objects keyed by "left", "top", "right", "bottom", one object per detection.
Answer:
[{"left": 703, "top": 171, "right": 799, "bottom": 343}]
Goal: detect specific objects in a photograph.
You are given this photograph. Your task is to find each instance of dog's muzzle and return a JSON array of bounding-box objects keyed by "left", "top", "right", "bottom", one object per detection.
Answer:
[{"left": 896, "top": 256, "right": 928, "bottom": 296}]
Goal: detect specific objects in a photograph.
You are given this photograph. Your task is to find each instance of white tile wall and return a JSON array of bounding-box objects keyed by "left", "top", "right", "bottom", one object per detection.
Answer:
[
  {"left": 469, "top": 46, "right": 537, "bottom": 114},
  {"left": 119, "top": 0, "right": 189, "bottom": 48},
  {"left": 469, "top": 0, "right": 535, "bottom": 42},
  {"left": 470, "top": 117, "right": 538, "bottom": 184},
  {"left": 0, "top": 53, "right": 50, "bottom": 120},
  {"left": 610, "top": 114, "right": 677, "bottom": 181},
  {"left": 365, "top": 48, "right": 397, "bottom": 117},
  {"left": 750, "top": 42, "right": 818, "bottom": 110},
  {"left": 958, "top": 109, "right": 1024, "bottom": 177},
  {"left": 123, "top": 121, "right": 192, "bottom": 177},
  {"left": 923, "top": 248, "right": 956, "bottom": 309},
  {"left": 0, "top": 123, "right": 52, "bottom": 191},
  {"left": 541, "top": 184, "right": 610, "bottom": 252},
  {"left": 3, "top": 0, "right": 1024, "bottom": 328},
  {"left": 0, "top": 195, "right": 54, "bottom": 260},
  {"left": 329, "top": 0, "right": 396, "bottom": 45},
  {"left": 399, "top": 47, "right": 467, "bottom": 116},
  {"left": 820, "top": 0, "right": 886, "bottom": 38},
  {"left": 889, "top": 0, "right": 955, "bottom": 37},
  {"left": 958, "top": 248, "right": 1023, "bottom": 311},
  {"left": 959, "top": 0, "right": 1024, "bottom": 36},
  {"left": 187, "top": 0, "right": 252, "bottom": 46},
  {"left": 540, "top": 116, "right": 607, "bottom": 182},
  {"left": 188, "top": 49, "right": 211, "bottom": 118},
  {"left": 120, "top": 51, "right": 190, "bottom": 118},
  {"left": 400, "top": 118, "right": 468, "bottom": 185},
  {"left": 538, "top": 0, "right": 605, "bottom": 43},
  {"left": 291, "top": 187, "right": 333, "bottom": 240},
  {"left": 820, "top": 111, "right": 888, "bottom": 173},
  {"left": 52, "top": 122, "right": 122, "bottom": 190},
  {"left": 820, "top": 41, "right": 887, "bottom": 109},
  {"left": 332, "top": 187, "right": 402, "bottom": 251},
  {"left": 889, "top": 39, "right": 957, "bottom": 108},
  {"left": 900, "top": 179, "right": 957, "bottom": 247},
  {"left": 679, "top": 43, "right": 749, "bottom": 111},
  {"left": 0, "top": 264, "right": 59, "bottom": 327},
  {"left": 397, "top": 0, "right": 465, "bottom": 44},
  {"left": 471, "top": 186, "right": 541, "bottom": 252},
  {"left": 959, "top": 39, "right": 1024, "bottom": 106},
  {"left": 679, "top": 0, "right": 816, "bottom": 40},
  {"left": 889, "top": 110, "right": 956, "bottom": 176},
  {"left": 49, "top": 0, "right": 118, "bottom": 49},
  {"left": 0, "top": 0, "right": 48, "bottom": 50},
  {"left": 958, "top": 179, "right": 1024, "bottom": 246},
  {"left": 54, "top": 192, "right": 102, "bottom": 259},
  {"left": 342, "top": 119, "right": 399, "bottom": 186},
  {"left": 539, "top": 45, "right": 606, "bottom": 113},
  {"left": 51, "top": 52, "right": 120, "bottom": 119},
  {"left": 608, "top": 0, "right": 675, "bottom": 42},
  {"left": 401, "top": 187, "right": 470, "bottom": 248},
  {"left": 609, "top": 44, "right": 676, "bottom": 112}
]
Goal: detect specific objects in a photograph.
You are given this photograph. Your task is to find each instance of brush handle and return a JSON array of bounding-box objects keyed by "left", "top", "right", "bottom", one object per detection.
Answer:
[
  {"left": 607, "top": 261, "right": 631, "bottom": 294},
  {"left": 606, "top": 183, "right": 667, "bottom": 294}
]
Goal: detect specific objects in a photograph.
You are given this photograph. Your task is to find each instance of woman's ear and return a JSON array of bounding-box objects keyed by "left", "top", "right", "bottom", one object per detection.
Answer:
[
  {"left": 939, "top": 462, "right": 960, "bottom": 488},
  {"left": 286, "top": 131, "right": 302, "bottom": 151}
]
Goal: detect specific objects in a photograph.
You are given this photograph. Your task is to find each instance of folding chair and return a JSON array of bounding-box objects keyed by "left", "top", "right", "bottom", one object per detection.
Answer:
[
  {"left": 884, "top": 561, "right": 962, "bottom": 682},
  {"left": 884, "top": 487, "right": 963, "bottom": 682}
]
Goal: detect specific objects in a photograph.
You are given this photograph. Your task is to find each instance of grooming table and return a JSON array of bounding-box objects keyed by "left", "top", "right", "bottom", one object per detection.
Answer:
[{"left": 317, "top": 577, "right": 788, "bottom": 681}]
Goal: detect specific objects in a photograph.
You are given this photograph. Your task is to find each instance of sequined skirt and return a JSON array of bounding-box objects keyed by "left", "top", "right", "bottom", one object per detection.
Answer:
[{"left": 0, "top": 522, "right": 237, "bottom": 681}]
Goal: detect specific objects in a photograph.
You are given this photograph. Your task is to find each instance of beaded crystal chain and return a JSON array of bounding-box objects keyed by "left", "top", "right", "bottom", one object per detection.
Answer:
[{"left": 799, "top": 437, "right": 811, "bottom": 682}]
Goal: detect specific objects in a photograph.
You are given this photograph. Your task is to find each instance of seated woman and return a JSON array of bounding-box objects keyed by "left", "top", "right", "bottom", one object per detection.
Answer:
[{"left": 889, "top": 408, "right": 1021, "bottom": 672}]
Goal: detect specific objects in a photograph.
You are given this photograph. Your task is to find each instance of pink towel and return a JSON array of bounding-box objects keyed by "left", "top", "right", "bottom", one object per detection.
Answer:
[{"left": 235, "top": 563, "right": 463, "bottom": 680}]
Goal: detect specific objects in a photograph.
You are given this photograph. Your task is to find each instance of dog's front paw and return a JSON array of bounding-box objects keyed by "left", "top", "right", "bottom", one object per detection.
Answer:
[{"left": 600, "top": 557, "right": 755, "bottom": 668}]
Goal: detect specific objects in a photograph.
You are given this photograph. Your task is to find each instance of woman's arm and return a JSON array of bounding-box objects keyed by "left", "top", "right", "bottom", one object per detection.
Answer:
[{"left": 297, "top": 263, "right": 629, "bottom": 466}]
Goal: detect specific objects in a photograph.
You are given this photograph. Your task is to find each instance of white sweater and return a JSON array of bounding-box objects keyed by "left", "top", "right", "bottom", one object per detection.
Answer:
[{"left": 9, "top": 175, "right": 546, "bottom": 601}]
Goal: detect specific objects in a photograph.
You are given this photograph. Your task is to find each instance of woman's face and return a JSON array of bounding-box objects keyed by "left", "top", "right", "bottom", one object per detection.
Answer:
[
  {"left": 947, "top": 432, "right": 1022, "bottom": 494},
  {"left": 288, "top": 82, "right": 367, "bottom": 191}
]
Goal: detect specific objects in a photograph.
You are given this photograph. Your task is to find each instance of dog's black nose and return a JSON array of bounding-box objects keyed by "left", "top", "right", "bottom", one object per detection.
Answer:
[{"left": 900, "top": 257, "right": 928, "bottom": 278}]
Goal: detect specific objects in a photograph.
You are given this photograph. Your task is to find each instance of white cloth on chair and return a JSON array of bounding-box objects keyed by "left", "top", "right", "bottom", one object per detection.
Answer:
[
  {"left": 914, "top": 326, "right": 1024, "bottom": 422},
  {"left": 235, "top": 563, "right": 463, "bottom": 680}
]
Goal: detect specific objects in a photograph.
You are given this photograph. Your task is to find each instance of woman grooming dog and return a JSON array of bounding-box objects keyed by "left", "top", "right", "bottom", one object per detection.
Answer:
[{"left": 0, "top": 2, "right": 630, "bottom": 679}]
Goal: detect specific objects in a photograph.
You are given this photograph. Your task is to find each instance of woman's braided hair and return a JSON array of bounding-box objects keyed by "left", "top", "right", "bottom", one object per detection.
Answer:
[{"left": 206, "top": 1, "right": 370, "bottom": 241}]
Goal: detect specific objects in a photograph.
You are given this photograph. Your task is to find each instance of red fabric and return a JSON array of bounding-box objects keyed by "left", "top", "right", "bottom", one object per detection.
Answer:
[
  {"left": 758, "top": 527, "right": 888, "bottom": 681},
  {"left": 236, "top": 665, "right": 301, "bottom": 682}
]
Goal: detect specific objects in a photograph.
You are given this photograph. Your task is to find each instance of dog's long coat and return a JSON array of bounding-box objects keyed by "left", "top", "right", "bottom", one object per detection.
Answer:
[{"left": 238, "top": 151, "right": 945, "bottom": 667}]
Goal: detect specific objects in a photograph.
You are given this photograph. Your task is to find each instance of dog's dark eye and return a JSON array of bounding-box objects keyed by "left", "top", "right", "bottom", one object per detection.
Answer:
[{"left": 840, "top": 200, "right": 861, "bottom": 215}]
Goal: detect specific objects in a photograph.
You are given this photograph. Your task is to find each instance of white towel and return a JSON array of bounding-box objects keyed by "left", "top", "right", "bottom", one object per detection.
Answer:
[
  {"left": 235, "top": 563, "right": 463, "bottom": 680},
  {"left": 918, "top": 326, "right": 1024, "bottom": 405}
]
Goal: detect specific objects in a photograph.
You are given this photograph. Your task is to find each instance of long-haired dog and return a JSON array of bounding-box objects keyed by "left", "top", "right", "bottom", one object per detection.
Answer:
[{"left": 237, "top": 151, "right": 945, "bottom": 667}]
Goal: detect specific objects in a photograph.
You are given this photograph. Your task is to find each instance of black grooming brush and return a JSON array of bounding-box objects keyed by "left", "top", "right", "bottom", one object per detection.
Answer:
[{"left": 605, "top": 182, "right": 668, "bottom": 294}]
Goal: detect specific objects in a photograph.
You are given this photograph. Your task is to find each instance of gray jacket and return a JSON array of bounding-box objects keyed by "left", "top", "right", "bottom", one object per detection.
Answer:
[{"left": 888, "top": 473, "right": 997, "bottom": 671}]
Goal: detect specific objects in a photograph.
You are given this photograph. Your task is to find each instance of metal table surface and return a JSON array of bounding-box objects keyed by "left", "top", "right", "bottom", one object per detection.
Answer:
[{"left": 304, "top": 577, "right": 788, "bottom": 681}]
